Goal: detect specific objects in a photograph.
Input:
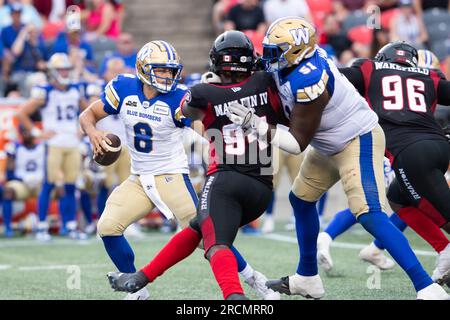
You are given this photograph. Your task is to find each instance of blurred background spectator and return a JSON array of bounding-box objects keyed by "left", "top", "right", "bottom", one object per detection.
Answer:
[
  {"left": 84, "top": 0, "right": 122, "bottom": 41},
  {"left": 224, "top": 0, "right": 266, "bottom": 35},
  {"left": 413, "top": 0, "right": 450, "bottom": 16},
  {"left": 263, "top": 0, "right": 312, "bottom": 25},
  {"left": 51, "top": 23, "right": 94, "bottom": 68},
  {"left": 212, "top": 0, "right": 239, "bottom": 35},
  {"left": 390, "top": 0, "right": 428, "bottom": 48},
  {"left": 0, "top": 0, "right": 43, "bottom": 30},
  {"left": 98, "top": 32, "right": 135, "bottom": 77},
  {"left": 319, "top": 14, "right": 352, "bottom": 60}
]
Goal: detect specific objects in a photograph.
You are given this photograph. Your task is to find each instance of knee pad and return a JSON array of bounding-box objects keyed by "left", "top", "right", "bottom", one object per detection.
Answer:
[
  {"left": 291, "top": 176, "right": 325, "bottom": 202},
  {"left": 97, "top": 216, "right": 125, "bottom": 237}
]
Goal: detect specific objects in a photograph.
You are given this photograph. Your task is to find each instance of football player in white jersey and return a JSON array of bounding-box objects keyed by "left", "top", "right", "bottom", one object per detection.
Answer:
[
  {"left": 2, "top": 127, "right": 45, "bottom": 237},
  {"left": 82, "top": 57, "right": 131, "bottom": 234},
  {"left": 227, "top": 17, "right": 449, "bottom": 299},
  {"left": 80, "top": 41, "right": 276, "bottom": 300},
  {"left": 17, "top": 53, "right": 88, "bottom": 241}
]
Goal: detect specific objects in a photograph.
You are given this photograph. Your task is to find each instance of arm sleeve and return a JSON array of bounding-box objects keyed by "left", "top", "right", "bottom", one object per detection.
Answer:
[
  {"left": 339, "top": 67, "right": 365, "bottom": 96},
  {"left": 437, "top": 79, "right": 450, "bottom": 106},
  {"left": 30, "top": 86, "right": 47, "bottom": 100}
]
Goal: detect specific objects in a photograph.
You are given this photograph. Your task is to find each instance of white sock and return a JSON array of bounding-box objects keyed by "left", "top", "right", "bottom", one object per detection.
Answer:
[{"left": 240, "top": 264, "right": 254, "bottom": 281}]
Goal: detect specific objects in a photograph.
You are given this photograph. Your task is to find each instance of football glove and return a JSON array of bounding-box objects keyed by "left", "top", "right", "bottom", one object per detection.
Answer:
[
  {"left": 201, "top": 71, "right": 221, "bottom": 84},
  {"left": 226, "top": 102, "right": 268, "bottom": 136}
]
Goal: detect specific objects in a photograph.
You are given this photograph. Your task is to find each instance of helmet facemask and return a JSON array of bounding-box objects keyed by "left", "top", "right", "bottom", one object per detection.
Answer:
[
  {"left": 262, "top": 43, "right": 288, "bottom": 72},
  {"left": 50, "top": 67, "right": 74, "bottom": 86},
  {"left": 138, "top": 63, "right": 183, "bottom": 93}
]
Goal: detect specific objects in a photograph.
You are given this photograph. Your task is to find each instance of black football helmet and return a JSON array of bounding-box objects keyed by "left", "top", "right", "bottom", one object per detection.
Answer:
[
  {"left": 374, "top": 41, "right": 418, "bottom": 68},
  {"left": 209, "top": 31, "right": 256, "bottom": 76}
]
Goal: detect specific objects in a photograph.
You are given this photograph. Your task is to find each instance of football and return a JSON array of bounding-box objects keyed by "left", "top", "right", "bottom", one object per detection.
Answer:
[{"left": 93, "top": 133, "right": 122, "bottom": 166}]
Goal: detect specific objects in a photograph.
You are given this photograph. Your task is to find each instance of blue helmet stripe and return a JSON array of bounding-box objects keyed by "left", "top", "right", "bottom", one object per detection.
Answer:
[{"left": 161, "top": 41, "right": 174, "bottom": 61}]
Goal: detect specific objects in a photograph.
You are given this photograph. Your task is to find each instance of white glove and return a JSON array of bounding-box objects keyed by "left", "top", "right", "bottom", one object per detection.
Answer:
[
  {"left": 226, "top": 102, "right": 268, "bottom": 136},
  {"left": 201, "top": 71, "right": 221, "bottom": 84}
]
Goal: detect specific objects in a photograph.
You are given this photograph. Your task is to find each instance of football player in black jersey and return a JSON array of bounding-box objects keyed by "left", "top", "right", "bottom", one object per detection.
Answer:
[
  {"left": 107, "top": 31, "right": 286, "bottom": 300},
  {"left": 340, "top": 42, "right": 450, "bottom": 284}
]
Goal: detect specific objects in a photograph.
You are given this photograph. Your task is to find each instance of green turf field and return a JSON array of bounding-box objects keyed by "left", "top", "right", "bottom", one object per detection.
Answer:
[{"left": 0, "top": 222, "right": 448, "bottom": 300}]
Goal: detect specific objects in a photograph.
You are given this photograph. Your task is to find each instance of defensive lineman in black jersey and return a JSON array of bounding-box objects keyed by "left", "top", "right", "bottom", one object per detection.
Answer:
[
  {"left": 106, "top": 31, "right": 286, "bottom": 300},
  {"left": 182, "top": 31, "right": 287, "bottom": 299},
  {"left": 340, "top": 42, "right": 450, "bottom": 234}
]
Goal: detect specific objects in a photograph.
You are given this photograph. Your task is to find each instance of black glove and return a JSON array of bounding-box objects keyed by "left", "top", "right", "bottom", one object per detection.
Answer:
[{"left": 253, "top": 57, "right": 266, "bottom": 71}]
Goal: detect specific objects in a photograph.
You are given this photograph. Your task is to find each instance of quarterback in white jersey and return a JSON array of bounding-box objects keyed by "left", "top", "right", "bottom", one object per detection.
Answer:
[
  {"left": 227, "top": 17, "right": 448, "bottom": 299},
  {"left": 17, "top": 53, "right": 88, "bottom": 241},
  {"left": 79, "top": 40, "right": 197, "bottom": 300},
  {"left": 84, "top": 59, "right": 131, "bottom": 230},
  {"left": 2, "top": 128, "right": 45, "bottom": 237}
]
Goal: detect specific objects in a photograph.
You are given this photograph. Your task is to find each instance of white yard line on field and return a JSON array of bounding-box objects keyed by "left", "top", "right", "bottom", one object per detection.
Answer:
[
  {"left": 17, "top": 264, "right": 109, "bottom": 271},
  {"left": 262, "top": 233, "right": 437, "bottom": 257},
  {"left": 0, "top": 234, "right": 171, "bottom": 248}
]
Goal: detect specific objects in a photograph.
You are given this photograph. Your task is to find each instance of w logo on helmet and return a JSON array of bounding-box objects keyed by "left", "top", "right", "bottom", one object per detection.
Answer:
[{"left": 289, "top": 28, "right": 310, "bottom": 46}]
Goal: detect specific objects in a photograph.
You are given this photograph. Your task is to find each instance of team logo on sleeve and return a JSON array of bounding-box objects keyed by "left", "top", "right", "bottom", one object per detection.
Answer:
[{"left": 105, "top": 83, "right": 120, "bottom": 110}]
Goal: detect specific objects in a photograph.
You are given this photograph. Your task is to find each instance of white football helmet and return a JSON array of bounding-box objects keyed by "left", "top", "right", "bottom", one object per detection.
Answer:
[
  {"left": 47, "top": 53, "right": 74, "bottom": 86},
  {"left": 135, "top": 40, "right": 183, "bottom": 93}
]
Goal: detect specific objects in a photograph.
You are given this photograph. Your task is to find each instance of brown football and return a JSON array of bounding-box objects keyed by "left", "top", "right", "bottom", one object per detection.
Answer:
[{"left": 93, "top": 133, "right": 122, "bottom": 166}]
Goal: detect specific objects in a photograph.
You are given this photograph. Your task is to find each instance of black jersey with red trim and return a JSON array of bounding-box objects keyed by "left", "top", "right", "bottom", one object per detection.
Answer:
[
  {"left": 187, "top": 71, "right": 287, "bottom": 187},
  {"left": 340, "top": 59, "right": 450, "bottom": 161}
]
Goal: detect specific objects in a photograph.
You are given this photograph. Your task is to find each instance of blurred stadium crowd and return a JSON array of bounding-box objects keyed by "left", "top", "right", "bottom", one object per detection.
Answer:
[{"left": 0, "top": 0, "right": 449, "bottom": 239}]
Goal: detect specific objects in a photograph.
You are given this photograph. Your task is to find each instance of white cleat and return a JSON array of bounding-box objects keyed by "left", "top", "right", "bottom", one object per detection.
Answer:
[
  {"left": 359, "top": 242, "right": 395, "bottom": 270},
  {"left": 123, "top": 287, "right": 150, "bottom": 300},
  {"left": 245, "top": 271, "right": 280, "bottom": 300},
  {"left": 84, "top": 222, "right": 97, "bottom": 235},
  {"left": 431, "top": 243, "right": 450, "bottom": 286},
  {"left": 68, "top": 230, "right": 88, "bottom": 241},
  {"left": 261, "top": 216, "right": 275, "bottom": 234},
  {"left": 35, "top": 230, "right": 52, "bottom": 242},
  {"left": 417, "top": 283, "right": 450, "bottom": 300},
  {"left": 266, "top": 273, "right": 325, "bottom": 299},
  {"left": 317, "top": 232, "right": 333, "bottom": 272},
  {"left": 124, "top": 223, "right": 145, "bottom": 239}
]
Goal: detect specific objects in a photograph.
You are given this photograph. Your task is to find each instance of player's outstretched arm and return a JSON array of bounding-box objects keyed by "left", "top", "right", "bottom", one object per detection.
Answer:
[
  {"left": 226, "top": 90, "right": 329, "bottom": 154},
  {"left": 180, "top": 101, "right": 205, "bottom": 121},
  {"left": 79, "top": 99, "right": 112, "bottom": 156},
  {"left": 287, "top": 90, "right": 329, "bottom": 151}
]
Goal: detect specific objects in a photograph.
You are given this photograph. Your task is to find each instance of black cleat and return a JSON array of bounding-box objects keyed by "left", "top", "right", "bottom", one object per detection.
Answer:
[
  {"left": 265, "top": 276, "right": 292, "bottom": 295},
  {"left": 107, "top": 271, "right": 149, "bottom": 293},
  {"left": 226, "top": 293, "right": 249, "bottom": 300}
]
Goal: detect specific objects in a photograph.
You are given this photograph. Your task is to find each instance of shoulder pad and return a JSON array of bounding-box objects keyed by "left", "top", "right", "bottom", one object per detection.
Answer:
[
  {"left": 30, "top": 86, "right": 48, "bottom": 100},
  {"left": 288, "top": 53, "right": 330, "bottom": 103},
  {"left": 86, "top": 81, "right": 104, "bottom": 98},
  {"left": 5, "top": 142, "right": 16, "bottom": 156},
  {"left": 103, "top": 74, "right": 136, "bottom": 112},
  {"left": 350, "top": 58, "right": 370, "bottom": 68}
]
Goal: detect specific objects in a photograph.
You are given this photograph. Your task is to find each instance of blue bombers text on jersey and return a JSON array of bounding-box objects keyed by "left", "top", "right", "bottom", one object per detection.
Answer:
[{"left": 101, "top": 74, "right": 191, "bottom": 175}]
